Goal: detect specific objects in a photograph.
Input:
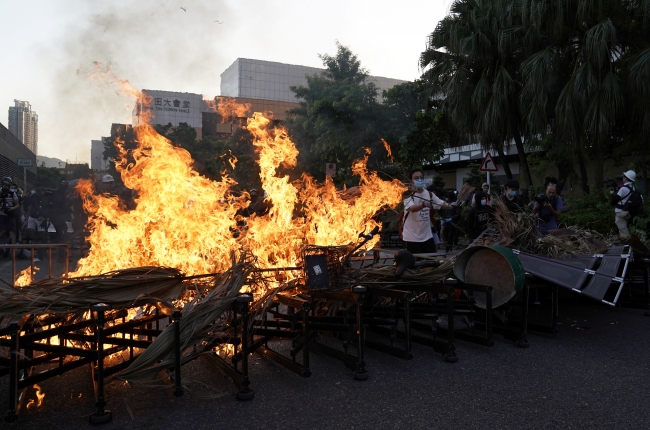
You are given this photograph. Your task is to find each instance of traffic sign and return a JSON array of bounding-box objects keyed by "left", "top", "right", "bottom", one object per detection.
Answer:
[
  {"left": 17, "top": 158, "right": 33, "bottom": 167},
  {"left": 479, "top": 152, "right": 498, "bottom": 172},
  {"left": 325, "top": 163, "right": 336, "bottom": 177}
]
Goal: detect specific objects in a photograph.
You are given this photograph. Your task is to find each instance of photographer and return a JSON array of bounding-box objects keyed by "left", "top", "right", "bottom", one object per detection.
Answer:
[
  {"left": 0, "top": 177, "right": 19, "bottom": 256},
  {"left": 532, "top": 184, "right": 563, "bottom": 236},
  {"left": 610, "top": 170, "right": 637, "bottom": 240}
]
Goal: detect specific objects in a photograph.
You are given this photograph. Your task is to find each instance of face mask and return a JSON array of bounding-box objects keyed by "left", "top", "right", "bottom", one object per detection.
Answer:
[
  {"left": 508, "top": 190, "right": 516, "bottom": 197},
  {"left": 413, "top": 179, "right": 425, "bottom": 188},
  {"left": 31, "top": 190, "right": 36, "bottom": 195},
  {"left": 10, "top": 188, "right": 16, "bottom": 193},
  {"left": 480, "top": 199, "right": 487, "bottom": 206}
]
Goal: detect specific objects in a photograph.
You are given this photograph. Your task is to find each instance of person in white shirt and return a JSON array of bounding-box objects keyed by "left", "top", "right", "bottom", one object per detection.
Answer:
[
  {"left": 613, "top": 170, "right": 636, "bottom": 240},
  {"left": 402, "top": 169, "right": 455, "bottom": 254}
]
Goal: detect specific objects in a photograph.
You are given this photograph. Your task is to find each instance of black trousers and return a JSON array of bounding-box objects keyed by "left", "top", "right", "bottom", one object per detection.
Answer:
[{"left": 405, "top": 238, "right": 437, "bottom": 254}]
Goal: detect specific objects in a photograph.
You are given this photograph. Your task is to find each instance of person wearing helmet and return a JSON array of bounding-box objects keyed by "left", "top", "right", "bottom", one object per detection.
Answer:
[
  {"left": 613, "top": 170, "right": 637, "bottom": 240},
  {"left": 0, "top": 177, "right": 19, "bottom": 255},
  {"left": 102, "top": 174, "right": 115, "bottom": 194}
]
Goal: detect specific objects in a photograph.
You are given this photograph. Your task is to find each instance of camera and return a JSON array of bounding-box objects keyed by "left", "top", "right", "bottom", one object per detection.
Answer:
[
  {"left": 535, "top": 193, "right": 549, "bottom": 205},
  {"left": 602, "top": 178, "right": 617, "bottom": 189}
]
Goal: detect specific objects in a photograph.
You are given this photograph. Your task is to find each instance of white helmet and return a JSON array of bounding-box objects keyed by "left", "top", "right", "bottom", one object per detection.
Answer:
[
  {"left": 623, "top": 170, "right": 636, "bottom": 182},
  {"left": 102, "top": 174, "right": 115, "bottom": 183}
]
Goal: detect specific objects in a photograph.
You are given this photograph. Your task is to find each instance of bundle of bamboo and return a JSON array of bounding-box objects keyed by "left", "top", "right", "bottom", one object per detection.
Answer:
[
  {"left": 0, "top": 267, "right": 187, "bottom": 317},
  {"left": 119, "top": 256, "right": 255, "bottom": 383}
]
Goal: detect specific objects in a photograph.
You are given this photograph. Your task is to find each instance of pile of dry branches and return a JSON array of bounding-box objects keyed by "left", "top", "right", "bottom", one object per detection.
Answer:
[
  {"left": 476, "top": 198, "right": 612, "bottom": 257},
  {"left": 0, "top": 267, "right": 187, "bottom": 317},
  {"left": 359, "top": 258, "right": 456, "bottom": 284},
  {"left": 119, "top": 254, "right": 256, "bottom": 383}
]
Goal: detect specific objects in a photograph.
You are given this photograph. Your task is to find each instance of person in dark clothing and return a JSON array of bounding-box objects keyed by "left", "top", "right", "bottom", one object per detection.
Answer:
[
  {"left": 10, "top": 183, "right": 24, "bottom": 242},
  {"left": 0, "top": 177, "right": 19, "bottom": 256},
  {"left": 501, "top": 179, "right": 525, "bottom": 213},
  {"left": 47, "top": 178, "right": 72, "bottom": 243},
  {"left": 440, "top": 190, "right": 461, "bottom": 252},
  {"left": 466, "top": 191, "right": 492, "bottom": 242},
  {"left": 24, "top": 183, "right": 46, "bottom": 248}
]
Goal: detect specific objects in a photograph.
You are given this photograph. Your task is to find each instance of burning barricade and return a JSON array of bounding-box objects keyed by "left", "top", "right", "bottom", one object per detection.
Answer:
[{"left": 0, "top": 85, "right": 411, "bottom": 422}]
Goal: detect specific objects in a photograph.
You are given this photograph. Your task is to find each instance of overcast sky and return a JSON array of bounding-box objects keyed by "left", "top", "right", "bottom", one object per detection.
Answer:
[{"left": 0, "top": 0, "right": 450, "bottom": 163}]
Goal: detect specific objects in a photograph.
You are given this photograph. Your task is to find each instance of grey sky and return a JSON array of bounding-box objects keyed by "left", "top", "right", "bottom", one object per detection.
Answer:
[{"left": 0, "top": 0, "right": 449, "bottom": 163}]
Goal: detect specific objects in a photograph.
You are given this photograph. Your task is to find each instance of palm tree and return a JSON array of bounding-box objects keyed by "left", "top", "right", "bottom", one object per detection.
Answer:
[
  {"left": 517, "top": 0, "right": 648, "bottom": 192},
  {"left": 420, "top": 0, "right": 532, "bottom": 188}
]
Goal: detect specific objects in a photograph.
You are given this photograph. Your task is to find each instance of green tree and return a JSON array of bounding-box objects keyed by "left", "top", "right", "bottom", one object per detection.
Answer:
[
  {"left": 286, "top": 42, "right": 387, "bottom": 184},
  {"left": 381, "top": 80, "right": 448, "bottom": 171},
  {"left": 518, "top": 0, "right": 650, "bottom": 193},
  {"left": 72, "top": 163, "right": 92, "bottom": 179},
  {"left": 420, "top": 0, "right": 529, "bottom": 187},
  {"left": 153, "top": 122, "right": 197, "bottom": 147},
  {"left": 36, "top": 167, "right": 64, "bottom": 189}
]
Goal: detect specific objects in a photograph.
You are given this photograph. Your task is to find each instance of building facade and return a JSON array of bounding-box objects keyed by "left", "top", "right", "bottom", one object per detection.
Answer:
[
  {"left": 133, "top": 91, "right": 205, "bottom": 138},
  {"left": 91, "top": 139, "right": 109, "bottom": 171},
  {"left": 8, "top": 100, "right": 38, "bottom": 155},
  {"left": 220, "top": 58, "right": 406, "bottom": 103},
  {"left": 131, "top": 59, "right": 405, "bottom": 139},
  {"left": 0, "top": 122, "right": 37, "bottom": 191}
]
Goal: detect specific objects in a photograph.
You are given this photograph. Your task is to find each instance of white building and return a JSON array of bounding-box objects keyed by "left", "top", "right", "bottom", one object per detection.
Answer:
[
  {"left": 8, "top": 100, "right": 38, "bottom": 155},
  {"left": 91, "top": 139, "right": 109, "bottom": 171},
  {"left": 132, "top": 90, "right": 205, "bottom": 138},
  {"left": 220, "top": 58, "right": 406, "bottom": 103}
]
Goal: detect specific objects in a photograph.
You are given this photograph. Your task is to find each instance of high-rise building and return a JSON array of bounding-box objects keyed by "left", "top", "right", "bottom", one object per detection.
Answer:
[
  {"left": 91, "top": 139, "right": 109, "bottom": 171},
  {"left": 220, "top": 58, "right": 406, "bottom": 103},
  {"left": 8, "top": 100, "right": 38, "bottom": 155}
]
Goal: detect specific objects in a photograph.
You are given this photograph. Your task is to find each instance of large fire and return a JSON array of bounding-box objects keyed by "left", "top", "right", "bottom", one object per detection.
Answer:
[{"left": 69, "top": 88, "right": 405, "bottom": 279}]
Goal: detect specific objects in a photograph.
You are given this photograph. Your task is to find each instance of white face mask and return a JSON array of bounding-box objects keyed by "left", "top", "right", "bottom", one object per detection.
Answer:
[{"left": 31, "top": 190, "right": 36, "bottom": 195}]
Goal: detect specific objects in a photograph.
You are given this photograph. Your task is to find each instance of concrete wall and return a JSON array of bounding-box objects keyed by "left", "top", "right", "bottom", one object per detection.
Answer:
[{"left": 0, "top": 122, "right": 37, "bottom": 190}]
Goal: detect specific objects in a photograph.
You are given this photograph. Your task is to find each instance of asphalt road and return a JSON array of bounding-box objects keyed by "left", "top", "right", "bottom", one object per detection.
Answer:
[{"left": 0, "top": 255, "right": 649, "bottom": 429}]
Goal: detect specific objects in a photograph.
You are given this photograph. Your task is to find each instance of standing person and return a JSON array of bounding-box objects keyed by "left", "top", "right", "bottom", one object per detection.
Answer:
[
  {"left": 10, "top": 183, "right": 24, "bottom": 242},
  {"left": 24, "top": 183, "right": 45, "bottom": 250},
  {"left": 501, "top": 180, "right": 525, "bottom": 213},
  {"left": 532, "top": 184, "right": 564, "bottom": 236},
  {"left": 101, "top": 174, "right": 116, "bottom": 195},
  {"left": 0, "top": 177, "right": 19, "bottom": 256},
  {"left": 471, "top": 182, "right": 491, "bottom": 206},
  {"left": 611, "top": 170, "right": 637, "bottom": 240},
  {"left": 440, "top": 190, "right": 462, "bottom": 253},
  {"left": 466, "top": 191, "right": 492, "bottom": 241},
  {"left": 48, "top": 178, "right": 72, "bottom": 243},
  {"left": 402, "top": 169, "right": 455, "bottom": 254}
]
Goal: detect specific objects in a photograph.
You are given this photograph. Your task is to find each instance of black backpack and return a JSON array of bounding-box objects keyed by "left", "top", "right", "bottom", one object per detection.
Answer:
[{"left": 620, "top": 185, "right": 644, "bottom": 217}]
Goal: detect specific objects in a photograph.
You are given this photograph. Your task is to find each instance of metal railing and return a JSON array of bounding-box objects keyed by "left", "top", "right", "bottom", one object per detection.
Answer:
[{"left": 0, "top": 243, "right": 69, "bottom": 288}]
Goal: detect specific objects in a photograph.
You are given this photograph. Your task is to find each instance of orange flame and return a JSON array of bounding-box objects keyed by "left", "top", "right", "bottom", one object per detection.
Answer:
[
  {"left": 215, "top": 96, "right": 251, "bottom": 122},
  {"left": 26, "top": 384, "right": 45, "bottom": 410},
  {"left": 70, "top": 85, "right": 406, "bottom": 281},
  {"left": 381, "top": 138, "right": 394, "bottom": 162},
  {"left": 15, "top": 266, "right": 39, "bottom": 287}
]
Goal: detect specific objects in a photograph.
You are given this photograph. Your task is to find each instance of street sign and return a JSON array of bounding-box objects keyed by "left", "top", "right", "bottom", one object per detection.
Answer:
[
  {"left": 479, "top": 152, "right": 498, "bottom": 172},
  {"left": 17, "top": 158, "right": 33, "bottom": 167}
]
